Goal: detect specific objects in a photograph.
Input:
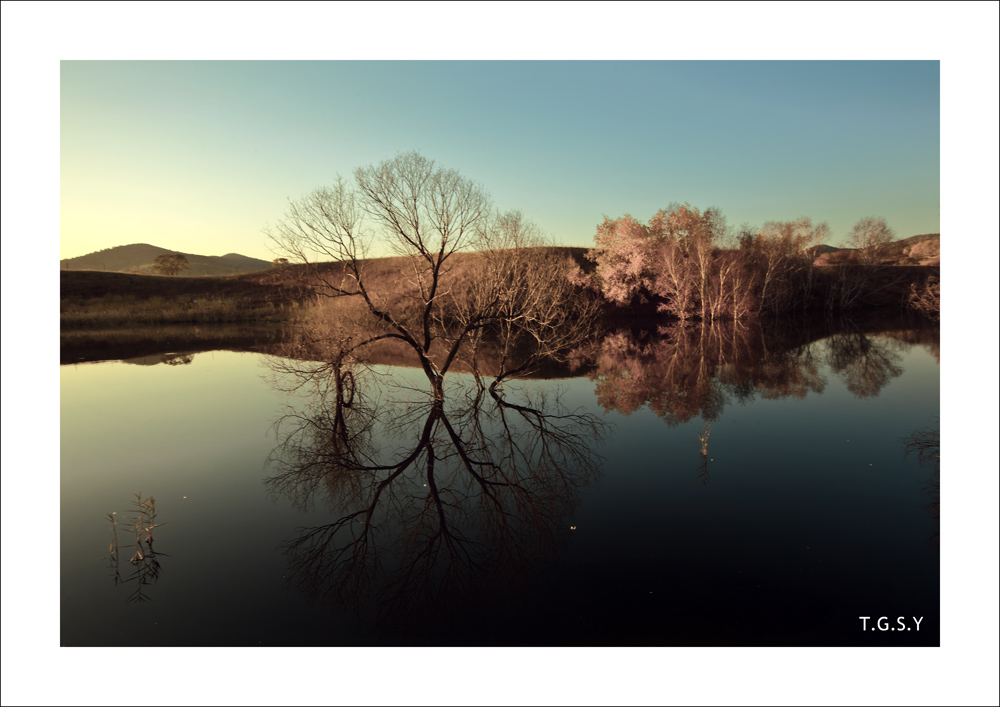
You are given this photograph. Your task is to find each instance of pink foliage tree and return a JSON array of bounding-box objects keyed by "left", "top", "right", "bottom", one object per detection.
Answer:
[
  {"left": 585, "top": 215, "right": 657, "bottom": 305},
  {"left": 586, "top": 204, "right": 735, "bottom": 319}
]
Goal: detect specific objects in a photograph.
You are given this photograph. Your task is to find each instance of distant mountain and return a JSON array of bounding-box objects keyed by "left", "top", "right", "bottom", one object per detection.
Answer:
[
  {"left": 60, "top": 244, "right": 273, "bottom": 276},
  {"left": 806, "top": 244, "right": 842, "bottom": 257}
]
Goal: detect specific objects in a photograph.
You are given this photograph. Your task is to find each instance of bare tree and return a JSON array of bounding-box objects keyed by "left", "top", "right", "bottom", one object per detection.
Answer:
[
  {"left": 847, "top": 216, "right": 896, "bottom": 267},
  {"left": 822, "top": 217, "right": 899, "bottom": 312},
  {"left": 907, "top": 275, "right": 940, "bottom": 320},
  {"left": 152, "top": 253, "right": 189, "bottom": 276},
  {"left": 459, "top": 210, "right": 602, "bottom": 387},
  {"left": 265, "top": 152, "right": 597, "bottom": 397},
  {"left": 648, "top": 204, "right": 712, "bottom": 320},
  {"left": 749, "top": 217, "right": 829, "bottom": 315}
]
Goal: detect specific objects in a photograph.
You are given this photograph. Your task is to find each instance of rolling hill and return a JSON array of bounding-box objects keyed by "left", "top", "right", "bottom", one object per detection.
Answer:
[
  {"left": 60, "top": 244, "right": 274, "bottom": 276},
  {"left": 811, "top": 233, "right": 940, "bottom": 267}
]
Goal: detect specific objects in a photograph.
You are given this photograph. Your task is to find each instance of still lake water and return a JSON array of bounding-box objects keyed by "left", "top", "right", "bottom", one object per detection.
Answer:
[{"left": 60, "top": 317, "right": 940, "bottom": 646}]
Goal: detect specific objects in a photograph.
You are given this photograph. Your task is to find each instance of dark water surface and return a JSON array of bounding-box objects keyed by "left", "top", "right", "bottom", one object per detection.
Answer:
[{"left": 60, "top": 317, "right": 940, "bottom": 646}]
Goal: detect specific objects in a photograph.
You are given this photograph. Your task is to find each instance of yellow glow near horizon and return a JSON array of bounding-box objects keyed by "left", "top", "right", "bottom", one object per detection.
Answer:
[{"left": 59, "top": 60, "right": 941, "bottom": 264}]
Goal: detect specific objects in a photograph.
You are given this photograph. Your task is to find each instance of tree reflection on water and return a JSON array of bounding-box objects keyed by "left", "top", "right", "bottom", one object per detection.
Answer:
[
  {"left": 262, "top": 316, "right": 938, "bottom": 636},
  {"left": 589, "top": 317, "right": 926, "bottom": 423},
  {"left": 264, "top": 349, "right": 607, "bottom": 630},
  {"left": 825, "top": 323, "right": 905, "bottom": 399},
  {"left": 590, "top": 317, "right": 937, "bottom": 489}
]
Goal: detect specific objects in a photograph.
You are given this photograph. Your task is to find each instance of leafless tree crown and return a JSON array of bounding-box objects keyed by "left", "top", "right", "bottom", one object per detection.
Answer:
[{"left": 265, "top": 151, "right": 599, "bottom": 393}]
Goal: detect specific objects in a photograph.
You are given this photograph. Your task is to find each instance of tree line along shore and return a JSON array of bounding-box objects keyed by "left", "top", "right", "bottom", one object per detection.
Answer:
[
  {"left": 61, "top": 153, "right": 939, "bottom": 337},
  {"left": 60, "top": 242, "right": 938, "bottom": 331}
]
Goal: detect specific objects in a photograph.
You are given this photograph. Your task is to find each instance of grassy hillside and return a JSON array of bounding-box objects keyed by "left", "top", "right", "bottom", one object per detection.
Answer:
[
  {"left": 892, "top": 233, "right": 940, "bottom": 265},
  {"left": 60, "top": 269, "right": 311, "bottom": 328},
  {"left": 60, "top": 247, "right": 590, "bottom": 329},
  {"left": 812, "top": 233, "right": 940, "bottom": 267},
  {"left": 61, "top": 243, "right": 936, "bottom": 329},
  {"left": 60, "top": 243, "right": 274, "bottom": 276}
]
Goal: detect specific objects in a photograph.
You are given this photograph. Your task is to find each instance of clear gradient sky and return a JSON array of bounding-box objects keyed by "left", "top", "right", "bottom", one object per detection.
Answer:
[{"left": 60, "top": 59, "right": 940, "bottom": 261}]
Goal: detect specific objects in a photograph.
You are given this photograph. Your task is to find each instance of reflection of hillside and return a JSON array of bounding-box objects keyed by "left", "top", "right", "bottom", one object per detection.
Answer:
[
  {"left": 122, "top": 352, "right": 196, "bottom": 366},
  {"left": 62, "top": 322, "right": 588, "bottom": 377},
  {"left": 264, "top": 356, "right": 607, "bottom": 631},
  {"left": 590, "top": 317, "right": 937, "bottom": 422},
  {"left": 61, "top": 315, "right": 939, "bottom": 382},
  {"left": 275, "top": 322, "right": 592, "bottom": 381},
  {"left": 60, "top": 325, "right": 292, "bottom": 365}
]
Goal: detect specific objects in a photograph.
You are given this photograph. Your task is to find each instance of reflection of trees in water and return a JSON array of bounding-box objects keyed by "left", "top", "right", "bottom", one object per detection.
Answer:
[
  {"left": 903, "top": 422, "right": 939, "bottom": 548},
  {"left": 589, "top": 318, "right": 932, "bottom": 479},
  {"left": 589, "top": 321, "right": 832, "bottom": 481},
  {"left": 264, "top": 355, "right": 607, "bottom": 629},
  {"left": 262, "top": 317, "right": 936, "bottom": 628},
  {"left": 590, "top": 320, "right": 827, "bottom": 426},
  {"left": 589, "top": 318, "right": 932, "bottom": 426},
  {"left": 881, "top": 327, "right": 940, "bottom": 363},
  {"left": 591, "top": 324, "right": 726, "bottom": 425},
  {"left": 825, "top": 326, "right": 905, "bottom": 398},
  {"left": 717, "top": 326, "right": 826, "bottom": 403}
]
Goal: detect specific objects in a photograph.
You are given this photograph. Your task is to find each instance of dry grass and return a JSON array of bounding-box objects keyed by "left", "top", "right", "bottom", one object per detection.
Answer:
[
  {"left": 907, "top": 275, "right": 941, "bottom": 320},
  {"left": 60, "top": 293, "right": 306, "bottom": 328},
  {"left": 60, "top": 269, "right": 310, "bottom": 328},
  {"left": 60, "top": 247, "right": 592, "bottom": 330},
  {"left": 61, "top": 245, "right": 933, "bottom": 333}
]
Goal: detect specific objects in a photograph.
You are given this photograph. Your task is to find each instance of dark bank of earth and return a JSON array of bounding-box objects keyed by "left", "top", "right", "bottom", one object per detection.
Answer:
[{"left": 60, "top": 256, "right": 939, "bottom": 332}]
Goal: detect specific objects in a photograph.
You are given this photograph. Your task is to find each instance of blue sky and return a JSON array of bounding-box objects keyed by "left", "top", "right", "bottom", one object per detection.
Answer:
[{"left": 60, "top": 59, "right": 940, "bottom": 260}]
